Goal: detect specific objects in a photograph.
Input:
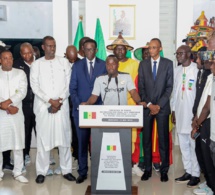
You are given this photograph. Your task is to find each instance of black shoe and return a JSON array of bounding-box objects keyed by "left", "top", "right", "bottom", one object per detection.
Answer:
[
  {"left": 35, "top": 175, "right": 45, "bottom": 184},
  {"left": 63, "top": 173, "right": 76, "bottom": 181},
  {"left": 138, "top": 162, "right": 145, "bottom": 172},
  {"left": 141, "top": 171, "right": 152, "bottom": 181},
  {"left": 3, "top": 163, "right": 14, "bottom": 171},
  {"left": 175, "top": 172, "right": 191, "bottom": 183},
  {"left": 160, "top": 173, "right": 168, "bottom": 182},
  {"left": 76, "top": 175, "right": 87, "bottom": 184},
  {"left": 153, "top": 163, "right": 160, "bottom": 172},
  {"left": 187, "top": 176, "right": 200, "bottom": 188}
]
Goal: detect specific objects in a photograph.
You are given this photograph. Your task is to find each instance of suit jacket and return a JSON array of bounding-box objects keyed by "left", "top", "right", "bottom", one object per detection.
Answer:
[
  {"left": 70, "top": 57, "right": 106, "bottom": 117},
  {"left": 13, "top": 58, "right": 34, "bottom": 105},
  {"left": 138, "top": 57, "right": 173, "bottom": 116}
]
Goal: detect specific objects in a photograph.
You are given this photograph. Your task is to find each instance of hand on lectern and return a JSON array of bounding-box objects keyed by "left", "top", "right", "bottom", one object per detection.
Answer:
[{"left": 80, "top": 102, "right": 88, "bottom": 105}]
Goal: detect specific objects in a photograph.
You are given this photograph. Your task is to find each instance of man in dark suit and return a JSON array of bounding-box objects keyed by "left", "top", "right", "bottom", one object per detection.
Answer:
[
  {"left": 138, "top": 38, "right": 173, "bottom": 182},
  {"left": 13, "top": 42, "right": 36, "bottom": 167},
  {"left": 70, "top": 39, "right": 106, "bottom": 184}
]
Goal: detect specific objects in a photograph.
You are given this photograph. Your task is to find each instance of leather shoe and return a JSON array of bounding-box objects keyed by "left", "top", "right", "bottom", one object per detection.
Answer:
[
  {"left": 63, "top": 173, "right": 76, "bottom": 181},
  {"left": 175, "top": 172, "right": 191, "bottom": 183},
  {"left": 160, "top": 173, "right": 168, "bottom": 182},
  {"left": 141, "top": 171, "right": 152, "bottom": 181},
  {"left": 76, "top": 175, "right": 87, "bottom": 184},
  {"left": 187, "top": 176, "right": 200, "bottom": 188},
  {"left": 35, "top": 175, "right": 45, "bottom": 184}
]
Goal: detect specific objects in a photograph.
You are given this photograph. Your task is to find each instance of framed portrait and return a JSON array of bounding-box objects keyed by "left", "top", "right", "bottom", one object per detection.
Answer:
[{"left": 109, "top": 5, "right": 136, "bottom": 40}]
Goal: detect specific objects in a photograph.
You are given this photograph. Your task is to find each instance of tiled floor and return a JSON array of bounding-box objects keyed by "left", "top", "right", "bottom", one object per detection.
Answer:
[{"left": 0, "top": 147, "right": 203, "bottom": 195}]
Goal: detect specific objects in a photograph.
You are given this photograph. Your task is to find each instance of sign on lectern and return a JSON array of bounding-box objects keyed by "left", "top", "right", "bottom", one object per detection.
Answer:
[{"left": 79, "top": 105, "right": 143, "bottom": 128}]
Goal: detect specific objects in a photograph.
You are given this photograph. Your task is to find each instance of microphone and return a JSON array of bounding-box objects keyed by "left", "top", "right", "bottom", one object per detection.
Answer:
[
  {"left": 102, "top": 75, "right": 112, "bottom": 105},
  {"left": 115, "top": 76, "right": 120, "bottom": 105}
]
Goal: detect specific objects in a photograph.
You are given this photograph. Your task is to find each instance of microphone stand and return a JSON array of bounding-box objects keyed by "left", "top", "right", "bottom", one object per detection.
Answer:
[
  {"left": 102, "top": 75, "right": 112, "bottom": 105},
  {"left": 115, "top": 76, "right": 120, "bottom": 105}
]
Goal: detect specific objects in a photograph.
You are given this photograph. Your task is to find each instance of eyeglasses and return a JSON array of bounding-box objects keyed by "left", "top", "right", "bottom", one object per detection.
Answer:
[
  {"left": 174, "top": 52, "right": 187, "bottom": 56},
  {"left": 84, "top": 48, "right": 96, "bottom": 53}
]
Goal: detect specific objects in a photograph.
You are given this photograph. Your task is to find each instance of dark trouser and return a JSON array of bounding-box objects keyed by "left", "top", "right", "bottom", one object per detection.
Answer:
[
  {"left": 71, "top": 115, "right": 78, "bottom": 159},
  {"left": 2, "top": 150, "right": 11, "bottom": 166},
  {"left": 210, "top": 140, "right": 215, "bottom": 168},
  {"left": 195, "top": 132, "right": 207, "bottom": 179},
  {"left": 74, "top": 117, "right": 91, "bottom": 177},
  {"left": 143, "top": 114, "right": 169, "bottom": 173},
  {"left": 197, "top": 119, "right": 215, "bottom": 192},
  {"left": 23, "top": 104, "right": 36, "bottom": 157}
]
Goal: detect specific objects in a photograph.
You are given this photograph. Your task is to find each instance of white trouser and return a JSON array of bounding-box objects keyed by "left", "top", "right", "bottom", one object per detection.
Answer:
[
  {"left": 36, "top": 146, "right": 72, "bottom": 176},
  {"left": 0, "top": 150, "right": 24, "bottom": 178},
  {"left": 178, "top": 133, "right": 200, "bottom": 177}
]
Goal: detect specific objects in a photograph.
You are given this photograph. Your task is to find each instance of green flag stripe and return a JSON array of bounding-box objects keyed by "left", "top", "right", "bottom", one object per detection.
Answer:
[
  {"left": 94, "top": 18, "right": 107, "bottom": 60},
  {"left": 73, "top": 21, "right": 84, "bottom": 50}
]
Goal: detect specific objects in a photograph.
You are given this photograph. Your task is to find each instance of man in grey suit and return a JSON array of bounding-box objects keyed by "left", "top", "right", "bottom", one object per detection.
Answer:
[{"left": 138, "top": 38, "right": 173, "bottom": 182}]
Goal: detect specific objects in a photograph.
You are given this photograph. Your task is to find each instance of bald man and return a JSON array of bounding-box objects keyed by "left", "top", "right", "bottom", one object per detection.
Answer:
[
  {"left": 65, "top": 45, "right": 80, "bottom": 69},
  {"left": 172, "top": 45, "right": 200, "bottom": 187},
  {"left": 13, "top": 42, "right": 36, "bottom": 166}
]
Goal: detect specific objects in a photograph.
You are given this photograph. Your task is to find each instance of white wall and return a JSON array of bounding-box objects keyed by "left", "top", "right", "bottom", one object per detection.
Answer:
[
  {"left": 52, "top": 0, "right": 69, "bottom": 56},
  {"left": 0, "top": 1, "right": 53, "bottom": 38},
  {"left": 176, "top": 0, "right": 194, "bottom": 50},
  {"left": 85, "top": 0, "right": 160, "bottom": 55},
  {"left": 194, "top": 0, "right": 215, "bottom": 20}
]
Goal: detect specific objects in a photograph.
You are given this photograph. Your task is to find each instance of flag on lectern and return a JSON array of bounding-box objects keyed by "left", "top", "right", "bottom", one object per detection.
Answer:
[
  {"left": 73, "top": 20, "right": 84, "bottom": 50},
  {"left": 94, "top": 18, "right": 107, "bottom": 60}
]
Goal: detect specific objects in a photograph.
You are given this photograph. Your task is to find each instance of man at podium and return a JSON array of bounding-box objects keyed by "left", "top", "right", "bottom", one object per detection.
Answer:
[{"left": 81, "top": 55, "right": 144, "bottom": 106}]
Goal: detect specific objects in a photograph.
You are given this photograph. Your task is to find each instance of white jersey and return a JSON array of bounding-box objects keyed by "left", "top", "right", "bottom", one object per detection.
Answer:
[
  {"left": 197, "top": 74, "right": 212, "bottom": 118},
  {"left": 210, "top": 75, "right": 215, "bottom": 141},
  {"left": 92, "top": 73, "right": 135, "bottom": 105}
]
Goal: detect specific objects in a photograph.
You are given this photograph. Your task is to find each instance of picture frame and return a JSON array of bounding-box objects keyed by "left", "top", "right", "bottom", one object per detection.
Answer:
[{"left": 109, "top": 5, "right": 136, "bottom": 40}]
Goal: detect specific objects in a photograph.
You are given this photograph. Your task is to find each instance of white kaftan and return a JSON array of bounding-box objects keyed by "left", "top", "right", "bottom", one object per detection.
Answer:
[
  {"left": 0, "top": 68, "right": 27, "bottom": 152},
  {"left": 172, "top": 62, "right": 198, "bottom": 134},
  {"left": 30, "top": 56, "right": 71, "bottom": 152},
  {"left": 172, "top": 62, "right": 200, "bottom": 177}
]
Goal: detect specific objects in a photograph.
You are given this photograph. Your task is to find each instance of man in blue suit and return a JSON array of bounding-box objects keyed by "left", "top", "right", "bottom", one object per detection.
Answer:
[{"left": 70, "top": 39, "right": 106, "bottom": 184}]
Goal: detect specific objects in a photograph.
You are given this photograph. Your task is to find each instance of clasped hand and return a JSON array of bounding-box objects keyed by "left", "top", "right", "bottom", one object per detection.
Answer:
[
  {"left": 49, "top": 98, "right": 63, "bottom": 114},
  {"left": 149, "top": 104, "right": 160, "bottom": 115}
]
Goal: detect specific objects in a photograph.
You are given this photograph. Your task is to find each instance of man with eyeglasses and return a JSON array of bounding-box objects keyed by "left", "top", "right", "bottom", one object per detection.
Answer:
[
  {"left": 30, "top": 36, "right": 76, "bottom": 184},
  {"left": 138, "top": 38, "right": 173, "bottom": 182},
  {"left": 172, "top": 45, "right": 200, "bottom": 187},
  {"left": 70, "top": 39, "right": 106, "bottom": 184}
]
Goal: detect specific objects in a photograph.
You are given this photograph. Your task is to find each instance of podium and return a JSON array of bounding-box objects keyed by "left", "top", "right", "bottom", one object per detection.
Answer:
[{"left": 79, "top": 105, "right": 143, "bottom": 195}]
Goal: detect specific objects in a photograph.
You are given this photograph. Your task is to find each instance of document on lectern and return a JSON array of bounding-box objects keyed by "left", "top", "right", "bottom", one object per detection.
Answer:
[{"left": 79, "top": 105, "right": 143, "bottom": 128}]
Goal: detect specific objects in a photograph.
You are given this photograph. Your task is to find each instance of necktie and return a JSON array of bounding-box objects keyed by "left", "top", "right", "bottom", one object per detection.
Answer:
[
  {"left": 89, "top": 61, "right": 93, "bottom": 80},
  {"left": 153, "top": 61, "right": 157, "bottom": 80}
]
